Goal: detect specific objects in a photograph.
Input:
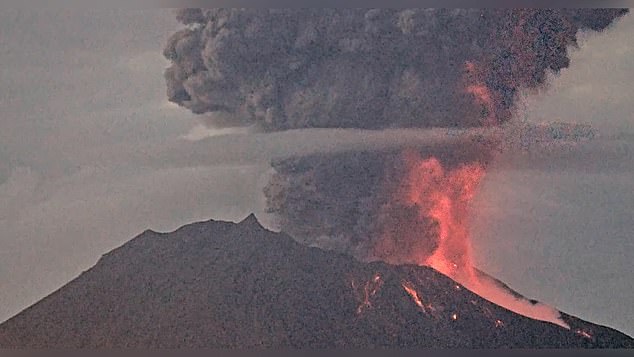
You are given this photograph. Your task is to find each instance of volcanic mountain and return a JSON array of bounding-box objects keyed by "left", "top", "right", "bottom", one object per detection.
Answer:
[{"left": 0, "top": 214, "right": 631, "bottom": 348}]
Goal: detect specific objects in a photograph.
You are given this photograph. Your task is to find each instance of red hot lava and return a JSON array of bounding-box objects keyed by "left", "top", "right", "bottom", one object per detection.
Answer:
[
  {"left": 392, "top": 146, "right": 568, "bottom": 328},
  {"left": 398, "top": 150, "right": 485, "bottom": 286}
]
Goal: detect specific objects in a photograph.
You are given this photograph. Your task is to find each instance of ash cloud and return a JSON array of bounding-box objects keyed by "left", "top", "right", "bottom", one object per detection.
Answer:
[
  {"left": 164, "top": 9, "right": 628, "bottom": 131},
  {"left": 163, "top": 8, "right": 627, "bottom": 260},
  {"left": 263, "top": 138, "right": 497, "bottom": 263},
  {"left": 163, "top": 9, "right": 628, "bottom": 325}
]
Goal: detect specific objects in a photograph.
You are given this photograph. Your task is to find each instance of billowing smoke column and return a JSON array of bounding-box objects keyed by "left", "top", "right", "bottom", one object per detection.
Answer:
[
  {"left": 162, "top": 8, "right": 627, "bottom": 259},
  {"left": 164, "top": 8, "right": 627, "bottom": 130},
  {"left": 164, "top": 9, "right": 627, "bottom": 327},
  {"left": 263, "top": 138, "right": 497, "bottom": 267}
]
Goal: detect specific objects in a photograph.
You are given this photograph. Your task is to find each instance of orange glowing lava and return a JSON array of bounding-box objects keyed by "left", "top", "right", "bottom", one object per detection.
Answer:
[
  {"left": 396, "top": 150, "right": 570, "bottom": 329},
  {"left": 576, "top": 329, "right": 593, "bottom": 339},
  {"left": 352, "top": 273, "right": 384, "bottom": 315},
  {"left": 400, "top": 151, "right": 485, "bottom": 286},
  {"left": 401, "top": 281, "right": 424, "bottom": 309}
]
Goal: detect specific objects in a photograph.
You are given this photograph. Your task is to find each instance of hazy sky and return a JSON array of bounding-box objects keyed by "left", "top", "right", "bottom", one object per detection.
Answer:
[{"left": 0, "top": 9, "right": 632, "bottom": 336}]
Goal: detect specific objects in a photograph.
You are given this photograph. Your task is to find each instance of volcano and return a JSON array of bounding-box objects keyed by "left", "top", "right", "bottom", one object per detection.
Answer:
[{"left": 0, "top": 214, "right": 631, "bottom": 348}]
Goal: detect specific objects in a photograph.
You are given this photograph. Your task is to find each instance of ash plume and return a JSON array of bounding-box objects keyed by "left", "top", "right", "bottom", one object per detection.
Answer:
[
  {"left": 164, "top": 9, "right": 628, "bottom": 131},
  {"left": 263, "top": 138, "right": 497, "bottom": 264},
  {"left": 162, "top": 7, "right": 626, "bottom": 259},
  {"left": 164, "top": 8, "right": 627, "bottom": 327}
]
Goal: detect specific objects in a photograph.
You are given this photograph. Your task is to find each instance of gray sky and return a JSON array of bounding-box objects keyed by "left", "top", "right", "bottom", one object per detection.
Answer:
[{"left": 0, "top": 9, "right": 632, "bottom": 336}]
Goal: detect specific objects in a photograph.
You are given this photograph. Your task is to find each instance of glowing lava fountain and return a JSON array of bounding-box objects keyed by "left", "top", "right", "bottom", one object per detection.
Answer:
[
  {"left": 399, "top": 150, "right": 569, "bottom": 328},
  {"left": 400, "top": 151, "right": 484, "bottom": 281}
]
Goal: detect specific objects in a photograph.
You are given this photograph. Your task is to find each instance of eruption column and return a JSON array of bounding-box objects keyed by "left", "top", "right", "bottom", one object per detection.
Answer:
[{"left": 399, "top": 151, "right": 485, "bottom": 286}]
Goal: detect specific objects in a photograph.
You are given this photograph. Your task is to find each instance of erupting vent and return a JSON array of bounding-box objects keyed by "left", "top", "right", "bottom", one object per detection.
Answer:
[{"left": 163, "top": 7, "right": 629, "bottom": 335}]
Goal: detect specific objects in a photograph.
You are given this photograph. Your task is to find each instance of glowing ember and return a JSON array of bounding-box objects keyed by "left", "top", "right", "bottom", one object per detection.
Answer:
[
  {"left": 401, "top": 281, "right": 425, "bottom": 310},
  {"left": 352, "top": 273, "right": 384, "bottom": 315},
  {"left": 576, "top": 329, "right": 593, "bottom": 339},
  {"left": 452, "top": 313, "right": 458, "bottom": 321}
]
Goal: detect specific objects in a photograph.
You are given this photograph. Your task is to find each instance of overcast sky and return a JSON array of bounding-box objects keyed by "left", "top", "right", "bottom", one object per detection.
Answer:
[{"left": 0, "top": 9, "right": 632, "bottom": 336}]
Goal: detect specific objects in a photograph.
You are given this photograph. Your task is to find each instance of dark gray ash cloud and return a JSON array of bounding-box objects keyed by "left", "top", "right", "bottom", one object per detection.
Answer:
[
  {"left": 263, "top": 138, "right": 497, "bottom": 263},
  {"left": 164, "top": 9, "right": 628, "bottom": 131},
  {"left": 163, "top": 8, "right": 628, "bottom": 263}
]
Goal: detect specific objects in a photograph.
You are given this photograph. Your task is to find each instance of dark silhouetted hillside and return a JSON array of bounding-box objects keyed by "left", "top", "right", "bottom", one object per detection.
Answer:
[{"left": 0, "top": 214, "right": 632, "bottom": 348}]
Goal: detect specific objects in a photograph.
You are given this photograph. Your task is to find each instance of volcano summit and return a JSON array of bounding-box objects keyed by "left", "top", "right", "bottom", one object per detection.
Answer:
[{"left": 0, "top": 215, "right": 631, "bottom": 348}]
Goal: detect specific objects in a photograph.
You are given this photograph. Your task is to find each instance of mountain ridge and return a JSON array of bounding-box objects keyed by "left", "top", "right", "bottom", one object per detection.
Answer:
[{"left": 0, "top": 215, "right": 631, "bottom": 348}]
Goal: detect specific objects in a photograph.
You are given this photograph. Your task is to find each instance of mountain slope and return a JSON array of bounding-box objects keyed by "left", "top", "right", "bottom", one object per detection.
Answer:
[{"left": 0, "top": 214, "right": 631, "bottom": 348}]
